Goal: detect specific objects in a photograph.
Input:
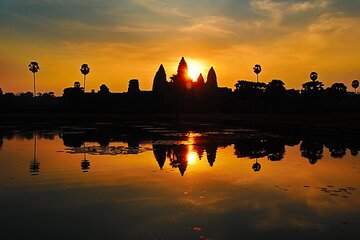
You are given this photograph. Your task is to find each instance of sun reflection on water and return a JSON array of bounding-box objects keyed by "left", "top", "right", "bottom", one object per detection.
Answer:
[
  {"left": 187, "top": 151, "right": 198, "bottom": 165},
  {"left": 186, "top": 132, "right": 200, "bottom": 165}
]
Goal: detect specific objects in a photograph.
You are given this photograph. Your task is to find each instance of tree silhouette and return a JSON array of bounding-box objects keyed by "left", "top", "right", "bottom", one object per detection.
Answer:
[
  {"left": 0, "top": 88, "right": 3, "bottom": 96},
  {"left": 253, "top": 64, "right": 262, "bottom": 83},
  {"left": 152, "top": 64, "right": 167, "bottom": 93},
  {"left": 330, "top": 83, "right": 347, "bottom": 92},
  {"left": 302, "top": 81, "right": 324, "bottom": 92},
  {"left": 62, "top": 82, "right": 84, "bottom": 100},
  {"left": 28, "top": 62, "right": 39, "bottom": 97},
  {"left": 234, "top": 80, "right": 266, "bottom": 99},
  {"left": 19, "top": 92, "right": 33, "bottom": 98},
  {"left": 326, "top": 83, "right": 347, "bottom": 100},
  {"left": 267, "top": 79, "right": 285, "bottom": 91},
  {"left": 80, "top": 64, "right": 90, "bottom": 92},
  {"left": 98, "top": 84, "right": 110, "bottom": 95},
  {"left": 302, "top": 72, "right": 324, "bottom": 94},
  {"left": 310, "top": 72, "right": 318, "bottom": 81},
  {"left": 74, "top": 81, "right": 81, "bottom": 89},
  {"left": 352, "top": 80, "right": 359, "bottom": 94},
  {"left": 266, "top": 79, "right": 286, "bottom": 99}
]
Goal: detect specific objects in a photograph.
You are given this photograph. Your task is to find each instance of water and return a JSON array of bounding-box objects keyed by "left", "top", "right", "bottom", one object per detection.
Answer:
[{"left": 0, "top": 123, "right": 359, "bottom": 240}]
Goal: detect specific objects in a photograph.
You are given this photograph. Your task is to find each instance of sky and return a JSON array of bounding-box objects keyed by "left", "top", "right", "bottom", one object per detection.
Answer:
[{"left": 0, "top": 0, "right": 359, "bottom": 94}]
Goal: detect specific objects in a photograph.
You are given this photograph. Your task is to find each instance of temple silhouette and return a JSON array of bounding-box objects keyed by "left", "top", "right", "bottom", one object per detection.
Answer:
[
  {"left": 153, "top": 57, "right": 221, "bottom": 93},
  {"left": 1, "top": 56, "right": 360, "bottom": 116},
  {"left": 149, "top": 57, "right": 231, "bottom": 113}
]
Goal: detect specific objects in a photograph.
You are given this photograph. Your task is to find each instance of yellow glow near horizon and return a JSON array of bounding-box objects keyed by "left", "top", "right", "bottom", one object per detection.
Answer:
[{"left": 187, "top": 59, "right": 205, "bottom": 81}]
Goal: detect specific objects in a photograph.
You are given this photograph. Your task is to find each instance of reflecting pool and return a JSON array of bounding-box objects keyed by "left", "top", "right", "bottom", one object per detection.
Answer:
[{"left": 0, "top": 123, "right": 359, "bottom": 239}]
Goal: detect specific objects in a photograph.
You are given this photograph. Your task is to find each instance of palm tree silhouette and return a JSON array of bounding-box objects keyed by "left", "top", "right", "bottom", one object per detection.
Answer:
[
  {"left": 352, "top": 80, "right": 359, "bottom": 94},
  {"left": 74, "top": 81, "right": 81, "bottom": 89},
  {"left": 80, "top": 64, "right": 90, "bottom": 92},
  {"left": 310, "top": 72, "right": 318, "bottom": 82},
  {"left": 252, "top": 158, "right": 261, "bottom": 172},
  {"left": 81, "top": 142, "right": 90, "bottom": 172},
  {"left": 29, "top": 131, "right": 40, "bottom": 175},
  {"left": 28, "top": 62, "right": 40, "bottom": 97},
  {"left": 253, "top": 64, "right": 262, "bottom": 83}
]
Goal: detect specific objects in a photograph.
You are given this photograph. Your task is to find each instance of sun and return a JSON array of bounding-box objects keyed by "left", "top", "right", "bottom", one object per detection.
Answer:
[{"left": 187, "top": 59, "right": 205, "bottom": 81}]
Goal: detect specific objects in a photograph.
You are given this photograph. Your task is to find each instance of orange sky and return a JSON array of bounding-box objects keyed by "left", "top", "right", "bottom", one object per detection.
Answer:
[{"left": 0, "top": 0, "right": 359, "bottom": 95}]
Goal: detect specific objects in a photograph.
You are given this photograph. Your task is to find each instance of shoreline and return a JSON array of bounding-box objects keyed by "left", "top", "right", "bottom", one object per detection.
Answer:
[{"left": 0, "top": 112, "right": 359, "bottom": 138}]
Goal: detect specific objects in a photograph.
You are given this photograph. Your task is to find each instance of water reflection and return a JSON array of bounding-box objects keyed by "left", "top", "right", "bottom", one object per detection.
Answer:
[
  {"left": 327, "top": 142, "right": 347, "bottom": 159},
  {"left": 29, "top": 131, "right": 40, "bottom": 175},
  {"left": 168, "top": 145, "right": 188, "bottom": 176},
  {"left": 152, "top": 144, "right": 218, "bottom": 175},
  {"left": 81, "top": 142, "right": 90, "bottom": 172},
  {"left": 0, "top": 130, "right": 3, "bottom": 150},
  {"left": 300, "top": 141, "right": 324, "bottom": 164},
  {"left": 252, "top": 159, "right": 261, "bottom": 172},
  {"left": 0, "top": 125, "right": 360, "bottom": 239},
  {"left": 0, "top": 126, "right": 359, "bottom": 175},
  {"left": 234, "top": 137, "right": 294, "bottom": 161},
  {"left": 57, "top": 126, "right": 360, "bottom": 176}
]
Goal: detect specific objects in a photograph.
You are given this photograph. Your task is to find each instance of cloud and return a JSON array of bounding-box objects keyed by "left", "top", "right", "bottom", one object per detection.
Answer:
[
  {"left": 133, "top": 0, "right": 190, "bottom": 17},
  {"left": 250, "top": 0, "right": 287, "bottom": 25},
  {"left": 290, "top": 0, "right": 331, "bottom": 12},
  {"left": 57, "top": 20, "right": 164, "bottom": 33},
  {"left": 308, "top": 13, "right": 352, "bottom": 34},
  {"left": 179, "top": 16, "right": 235, "bottom": 35},
  {"left": 250, "top": 0, "right": 332, "bottom": 27}
]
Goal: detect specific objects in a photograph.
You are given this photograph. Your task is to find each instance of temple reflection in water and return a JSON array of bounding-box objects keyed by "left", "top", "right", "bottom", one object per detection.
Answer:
[
  {"left": 1, "top": 125, "right": 357, "bottom": 176},
  {"left": 152, "top": 143, "right": 217, "bottom": 176}
]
